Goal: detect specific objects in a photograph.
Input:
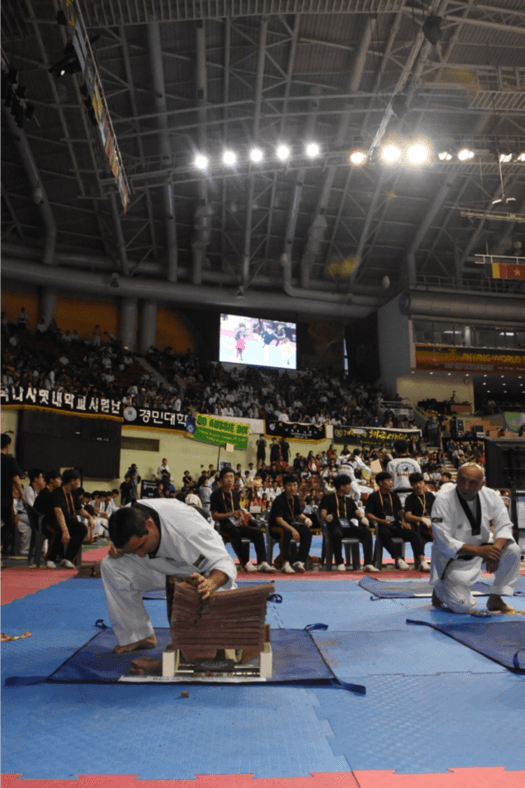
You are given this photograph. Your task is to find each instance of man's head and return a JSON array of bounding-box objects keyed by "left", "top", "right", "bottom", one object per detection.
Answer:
[
  {"left": 335, "top": 473, "right": 352, "bottom": 495},
  {"left": 46, "top": 470, "right": 62, "bottom": 489},
  {"left": 376, "top": 471, "right": 393, "bottom": 491},
  {"left": 440, "top": 471, "right": 452, "bottom": 483},
  {"left": 62, "top": 468, "right": 81, "bottom": 487},
  {"left": 283, "top": 473, "right": 298, "bottom": 497},
  {"left": 1, "top": 433, "right": 12, "bottom": 452},
  {"left": 393, "top": 440, "right": 408, "bottom": 456},
  {"left": 162, "top": 458, "right": 167, "bottom": 465},
  {"left": 108, "top": 506, "right": 160, "bottom": 554},
  {"left": 409, "top": 472, "right": 425, "bottom": 495},
  {"left": 456, "top": 463, "right": 484, "bottom": 501},
  {"left": 29, "top": 468, "right": 45, "bottom": 490},
  {"left": 219, "top": 466, "right": 235, "bottom": 489}
]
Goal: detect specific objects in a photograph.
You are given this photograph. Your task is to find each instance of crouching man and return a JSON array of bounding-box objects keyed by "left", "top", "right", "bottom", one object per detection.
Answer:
[
  {"left": 430, "top": 463, "right": 521, "bottom": 615},
  {"left": 101, "top": 499, "right": 237, "bottom": 653}
]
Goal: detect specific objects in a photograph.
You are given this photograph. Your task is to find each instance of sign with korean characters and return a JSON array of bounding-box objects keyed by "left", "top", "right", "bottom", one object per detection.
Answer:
[
  {"left": 186, "top": 413, "right": 250, "bottom": 450},
  {"left": 1, "top": 386, "right": 122, "bottom": 420}
]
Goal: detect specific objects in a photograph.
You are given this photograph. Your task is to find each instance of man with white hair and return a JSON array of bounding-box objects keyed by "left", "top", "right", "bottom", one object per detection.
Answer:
[{"left": 430, "top": 463, "right": 521, "bottom": 615}]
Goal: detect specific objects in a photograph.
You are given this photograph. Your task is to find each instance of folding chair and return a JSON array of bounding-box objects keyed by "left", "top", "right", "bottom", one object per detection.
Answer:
[
  {"left": 373, "top": 531, "right": 406, "bottom": 570},
  {"left": 320, "top": 522, "right": 360, "bottom": 571}
]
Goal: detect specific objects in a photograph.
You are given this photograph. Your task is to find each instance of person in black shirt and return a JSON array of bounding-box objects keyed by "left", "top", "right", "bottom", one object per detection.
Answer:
[
  {"left": 280, "top": 437, "right": 290, "bottom": 465},
  {"left": 1, "top": 433, "right": 24, "bottom": 556},
  {"left": 48, "top": 468, "right": 95, "bottom": 569},
  {"left": 120, "top": 473, "right": 134, "bottom": 506},
  {"left": 365, "top": 472, "right": 425, "bottom": 570},
  {"left": 319, "top": 474, "right": 377, "bottom": 572},
  {"left": 268, "top": 473, "right": 313, "bottom": 574},
  {"left": 210, "top": 467, "right": 275, "bottom": 574},
  {"left": 256, "top": 435, "right": 267, "bottom": 469},
  {"left": 270, "top": 438, "right": 281, "bottom": 465},
  {"left": 403, "top": 472, "right": 434, "bottom": 571},
  {"left": 34, "top": 471, "right": 63, "bottom": 566}
]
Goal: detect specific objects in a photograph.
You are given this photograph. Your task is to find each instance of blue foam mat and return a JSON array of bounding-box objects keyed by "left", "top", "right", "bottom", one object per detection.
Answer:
[
  {"left": 359, "top": 575, "right": 525, "bottom": 599},
  {"left": 407, "top": 617, "right": 525, "bottom": 670},
  {"left": 45, "top": 627, "right": 334, "bottom": 684}
]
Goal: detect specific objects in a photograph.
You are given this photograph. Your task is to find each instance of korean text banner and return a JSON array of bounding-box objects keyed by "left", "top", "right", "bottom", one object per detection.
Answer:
[
  {"left": 265, "top": 419, "right": 326, "bottom": 443},
  {"left": 123, "top": 405, "right": 187, "bottom": 432},
  {"left": 1, "top": 386, "right": 122, "bottom": 420},
  {"left": 186, "top": 414, "right": 250, "bottom": 450},
  {"left": 334, "top": 425, "right": 421, "bottom": 446}
]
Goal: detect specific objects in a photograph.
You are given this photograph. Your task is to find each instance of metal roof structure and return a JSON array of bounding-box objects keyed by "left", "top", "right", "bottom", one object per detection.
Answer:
[{"left": 2, "top": 0, "right": 525, "bottom": 318}]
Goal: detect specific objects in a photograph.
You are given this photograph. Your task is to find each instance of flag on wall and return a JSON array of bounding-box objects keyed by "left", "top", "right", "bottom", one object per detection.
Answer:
[{"left": 488, "top": 262, "right": 525, "bottom": 280}]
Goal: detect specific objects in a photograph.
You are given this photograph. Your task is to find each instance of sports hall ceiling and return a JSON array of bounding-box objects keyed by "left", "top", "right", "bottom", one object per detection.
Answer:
[{"left": 2, "top": 0, "right": 525, "bottom": 311}]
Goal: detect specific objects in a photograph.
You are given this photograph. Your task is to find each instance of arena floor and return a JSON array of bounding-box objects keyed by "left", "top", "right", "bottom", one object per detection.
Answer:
[{"left": 2, "top": 540, "right": 525, "bottom": 788}]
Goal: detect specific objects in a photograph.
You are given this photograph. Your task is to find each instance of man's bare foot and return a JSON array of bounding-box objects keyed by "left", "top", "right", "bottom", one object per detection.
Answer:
[
  {"left": 128, "top": 656, "right": 163, "bottom": 675},
  {"left": 432, "top": 589, "right": 444, "bottom": 608},
  {"left": 486, "top": 594, "right": 517, "bottom": 614},
  {"left": 113, "top": 634, "right": 157, "bottom": 654}
]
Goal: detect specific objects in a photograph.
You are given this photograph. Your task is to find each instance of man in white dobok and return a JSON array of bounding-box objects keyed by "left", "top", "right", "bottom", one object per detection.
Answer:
[
  {"left": 101, "top": 499, "right": 237, "bottom": 653},
  {"left": 430, "top": 463, "right": 520, "bottom": 615}
]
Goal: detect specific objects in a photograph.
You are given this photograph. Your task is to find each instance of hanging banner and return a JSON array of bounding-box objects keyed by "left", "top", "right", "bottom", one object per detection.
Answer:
[
  {"left": 0, "top": 385, "right": 122, "bottom": 420},
  {"left": 123, "top": 406, "right": 187, "bottom": 432},
  {"left": 415, "top": 344, "right": 525, "bottom": 374},
  {"left": 265, "top": 419, "right": 326, "bottom": 443},
  {"left": 333, "top": 425, "right": 421, "bottom": 447},
  {"left": 186, "top": 413, "right": 250, "bottom": 450}
]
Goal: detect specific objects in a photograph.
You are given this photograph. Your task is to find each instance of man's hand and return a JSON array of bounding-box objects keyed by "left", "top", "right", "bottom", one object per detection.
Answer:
[
  {"left": 190, "top": 570, "right": 228, "bottom": 600},
  {"left": 234, "top": 509, "right": 243, "bottom": 519},
  {"left": 108, "top": 544, "right": 123, "bottom": 559},
  {"left": 401, "top": 522, "right": 411, "bottom": 530},
  {"left": 290, "top": 527, "right": 300, "bottom": 540},
  {"left": 61, "top": 531, "right": 70, "bottom": 545},
  {"left": 304, "top": 517, "right": 312, "bottom": 527}
]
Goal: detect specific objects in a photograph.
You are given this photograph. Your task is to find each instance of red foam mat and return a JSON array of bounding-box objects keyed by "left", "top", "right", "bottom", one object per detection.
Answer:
[
  {"left": 3, "top": 769, "right": 524, "bottom": 788},
  {"left": 1, "top": 567, "right": 74, "bottom": 604}
]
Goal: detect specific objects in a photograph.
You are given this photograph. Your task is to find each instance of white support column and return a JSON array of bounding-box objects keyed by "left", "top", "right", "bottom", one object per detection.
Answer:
[{"left": 119, "top": 297, "right": 138, "bottom": 351}]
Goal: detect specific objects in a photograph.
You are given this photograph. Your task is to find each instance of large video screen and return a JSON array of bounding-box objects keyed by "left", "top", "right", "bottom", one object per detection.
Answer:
[{"left": 219, "top": 313, "right": 297, "bottom": 369}]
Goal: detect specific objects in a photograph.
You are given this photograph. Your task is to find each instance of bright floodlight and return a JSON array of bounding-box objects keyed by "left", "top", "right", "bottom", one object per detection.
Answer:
[
  {"left": 499, "top": 152, "right": 513, "bottom": 163},
  {"left": 250, "top": 147, "right": 263, "bottom": 163},
  {"left": 517, "top": 152, "right": 525, "bottom": 162},
  {"left": 406, "top": 143, "right": 430, "bottom": 165},
  {"left": 438, "top": 150, "right": 453, "bottom": 161},
  {"left": 223, "top": 150, "right": 236, "bottom": 166},
  {"left": 305, "top": 142, "right": 320, "bottom": 158},
  {"left": 348, "top": 149, "right": 367, "bottom": 166},
  {"left": 194, "top": 154, "right": 208, "bottom": 170},
  {"left": 276, "top": 145, "right": 290, "bottom": 161},
  {"left": 380, "top": 144, "right": 402, "bottom": 164},
  {"left": 458, "top": 148, "right": 474, "bottom": 161}
]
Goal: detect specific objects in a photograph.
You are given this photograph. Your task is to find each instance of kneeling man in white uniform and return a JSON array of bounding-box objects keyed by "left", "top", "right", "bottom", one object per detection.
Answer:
[
  {"left": 430, "top": 463, "right": 520, "bottom": 615},
  {"left": 102, "top": 499, "right": 237, "bottom": 653}
]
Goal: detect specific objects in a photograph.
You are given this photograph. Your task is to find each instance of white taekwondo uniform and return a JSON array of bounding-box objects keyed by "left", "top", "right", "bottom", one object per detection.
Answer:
[
  {"left": 101, "top": 498, "right": 237, "bottom": 646},
  {"left": 430, "top": 485, "right": 520, "bottom": 613}
]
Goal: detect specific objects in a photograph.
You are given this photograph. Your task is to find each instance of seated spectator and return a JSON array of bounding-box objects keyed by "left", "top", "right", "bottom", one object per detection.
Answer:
[
  {"left": 268, "top": 473, "right": 313, "bottom": 574},
  {"left": 319, "top": 474, "right": 377, "bottom": 572},
  {"left": 365, "top": 472, "right": 426, "bottom": 571},
  {"left": 47, "top": 469, "right": 95, "bottom": 569},
  {"left": 198, "top": 477, "right": 212, "bottom": 512},
  {"left": 402, "top": 473, "right": 434, "bottom": 569},
  {"left": 23, "top": 468, "right": 46, "bottom": 508},
  {"left": 210, "top": 467, "right": 275, "bottom": 574},
  {"left": 34, "top": 470, "right": 63, "bottom": 566}
]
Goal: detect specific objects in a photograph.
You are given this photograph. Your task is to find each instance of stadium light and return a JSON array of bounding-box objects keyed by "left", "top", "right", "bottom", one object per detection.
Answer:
[
  {"left": 458, "top": 148, "right": 475, "bottom": 161},
  {"left": 517, "top": 152, "right": 525, "bottom": 162},
  {"left": 194, "top": 154, "right": 208, "bottom": 170},
  {"left": 348, "top": 149, "right": 367, "bottom": 167},
  {"left": 406, "top": 143, "right": 431, "bottom": 165},
  {"left": 380, "top": 144, "right": 402, "bottom": 164},
  {"left": 305, "top": 142, "right": 320, "bottom": 158},
  {"left": 499, "top": 152, "right": 513, "bottom": 163},
  {"left": 438, "top": 150, "right": 453, "bottom": 161},
  {"left": 276, "top": 145, "right": 290, "bottom": 161},
  {"left": 222, "top": 150, "right": 236, "bottom": 166},
  {"left": 250, "top": 147, "right": 263, "bottom": 163}
]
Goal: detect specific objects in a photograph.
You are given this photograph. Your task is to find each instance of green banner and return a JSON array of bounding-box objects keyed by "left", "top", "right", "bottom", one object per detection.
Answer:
[{"left": 187, "top": 413, "right": 250, "bottom": 450}]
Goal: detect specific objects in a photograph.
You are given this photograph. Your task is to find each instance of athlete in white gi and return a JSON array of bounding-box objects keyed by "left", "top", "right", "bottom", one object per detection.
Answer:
[
  {"left": 101, "top": 498, "right": 237, "bottom": 653},
  {"left": 430, "top": 463, "right": 520, "bottom": 615},
  {"left": 386, "top": 440, "right": 421, "bottom": 504}
]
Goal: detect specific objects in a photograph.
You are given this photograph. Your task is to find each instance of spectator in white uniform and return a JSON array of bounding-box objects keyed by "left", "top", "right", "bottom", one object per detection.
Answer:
[
  {"left": 430, "top": 463, "right": 520, "bottom": 615},
  {"left": 101, "top": 499, "right": 237, "bottom": 653},
  {"left": 387, "top": 440, "right": 421, "bottom": 504}
]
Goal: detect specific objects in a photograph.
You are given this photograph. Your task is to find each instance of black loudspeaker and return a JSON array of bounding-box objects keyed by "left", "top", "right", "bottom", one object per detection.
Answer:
[
  {"left": 16, "top": 410, "right": 121, "bottom": 478},
  {"left": 345, "top": 314, "right": 380, "bottom": 382}
]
